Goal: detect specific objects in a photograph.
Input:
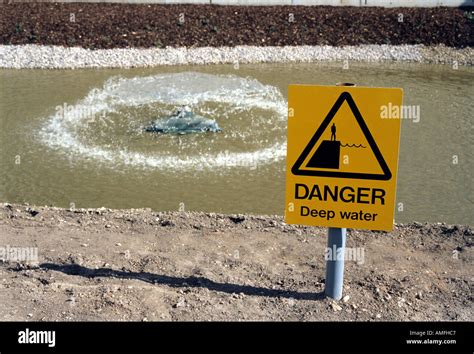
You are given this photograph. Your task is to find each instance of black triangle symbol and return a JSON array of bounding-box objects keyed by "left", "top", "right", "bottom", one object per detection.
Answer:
[{"left": 291, "top": 91, "right": 392, "bottom": 181}]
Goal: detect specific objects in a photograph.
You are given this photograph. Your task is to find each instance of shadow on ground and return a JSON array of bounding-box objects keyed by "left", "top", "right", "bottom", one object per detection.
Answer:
[{"left": 38, "top": 263, "right": 325, "bottom": 301}]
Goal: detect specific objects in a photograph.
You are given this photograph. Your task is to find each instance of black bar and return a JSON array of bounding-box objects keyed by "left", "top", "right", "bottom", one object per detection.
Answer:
[{"left": 1, "top": 321, "right": 472, "bottom": 353}]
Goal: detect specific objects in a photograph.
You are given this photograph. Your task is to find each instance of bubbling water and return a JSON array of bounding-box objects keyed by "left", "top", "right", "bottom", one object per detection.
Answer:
[{"left": 39, "top": 72, "right": 287, "bottom": 171}]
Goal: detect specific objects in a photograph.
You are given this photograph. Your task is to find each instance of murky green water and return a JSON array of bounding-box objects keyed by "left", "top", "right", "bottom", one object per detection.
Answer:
[{"left": 0, "top": 62, "right": 472, "bottom": 225}]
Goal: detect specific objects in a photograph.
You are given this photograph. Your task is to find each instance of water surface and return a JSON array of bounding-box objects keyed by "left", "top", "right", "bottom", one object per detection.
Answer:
[{"left": 0, "top": 62, "right": 472, "bottom": 224}]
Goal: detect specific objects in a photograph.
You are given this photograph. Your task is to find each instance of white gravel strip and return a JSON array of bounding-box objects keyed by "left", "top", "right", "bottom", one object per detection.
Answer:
[{"left": 0, "top": 44, "right": 472, "bottom": 69}]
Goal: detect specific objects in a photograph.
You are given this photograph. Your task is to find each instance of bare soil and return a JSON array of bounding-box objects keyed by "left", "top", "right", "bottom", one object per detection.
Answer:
[
  {"left": 0, "top": 4, "right": 472, "bottom": 49},
  {"left": 0, "top": 203, "right": 472, "bottom": 321}
]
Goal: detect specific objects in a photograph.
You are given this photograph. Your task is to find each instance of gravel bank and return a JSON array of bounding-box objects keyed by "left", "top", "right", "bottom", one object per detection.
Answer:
[
  {"left": 1, "top": 44, "right": 472, "bottom": 69},
  {"left": 1, "top": 4, "right": 472, "bottom": 48},
  {"left": 0, "top": 203, "right": 472, "bottom": 321}
]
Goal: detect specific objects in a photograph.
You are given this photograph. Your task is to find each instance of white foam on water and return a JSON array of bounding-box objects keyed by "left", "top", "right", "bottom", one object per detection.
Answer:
[{"left": 39, "top": 72, "right": 287, "bottom": 171}]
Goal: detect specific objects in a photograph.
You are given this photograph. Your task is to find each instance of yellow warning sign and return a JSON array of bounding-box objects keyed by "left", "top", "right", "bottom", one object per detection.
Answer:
[{"left": 285, "top": 85, "right": 403, "bottom": 231}]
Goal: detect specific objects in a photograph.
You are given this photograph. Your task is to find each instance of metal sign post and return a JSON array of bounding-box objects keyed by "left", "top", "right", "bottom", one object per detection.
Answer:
[{"left": 324, "top": 227, "right": 346, "bottom": 300}]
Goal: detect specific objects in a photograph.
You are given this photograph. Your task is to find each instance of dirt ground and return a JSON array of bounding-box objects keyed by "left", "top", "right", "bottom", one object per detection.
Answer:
[
  {"left": 0, "top": 203, "right": 472, "bottom": 321},
  {"left": 1, "top": 3, "right": 472, "bottom": 49}
]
